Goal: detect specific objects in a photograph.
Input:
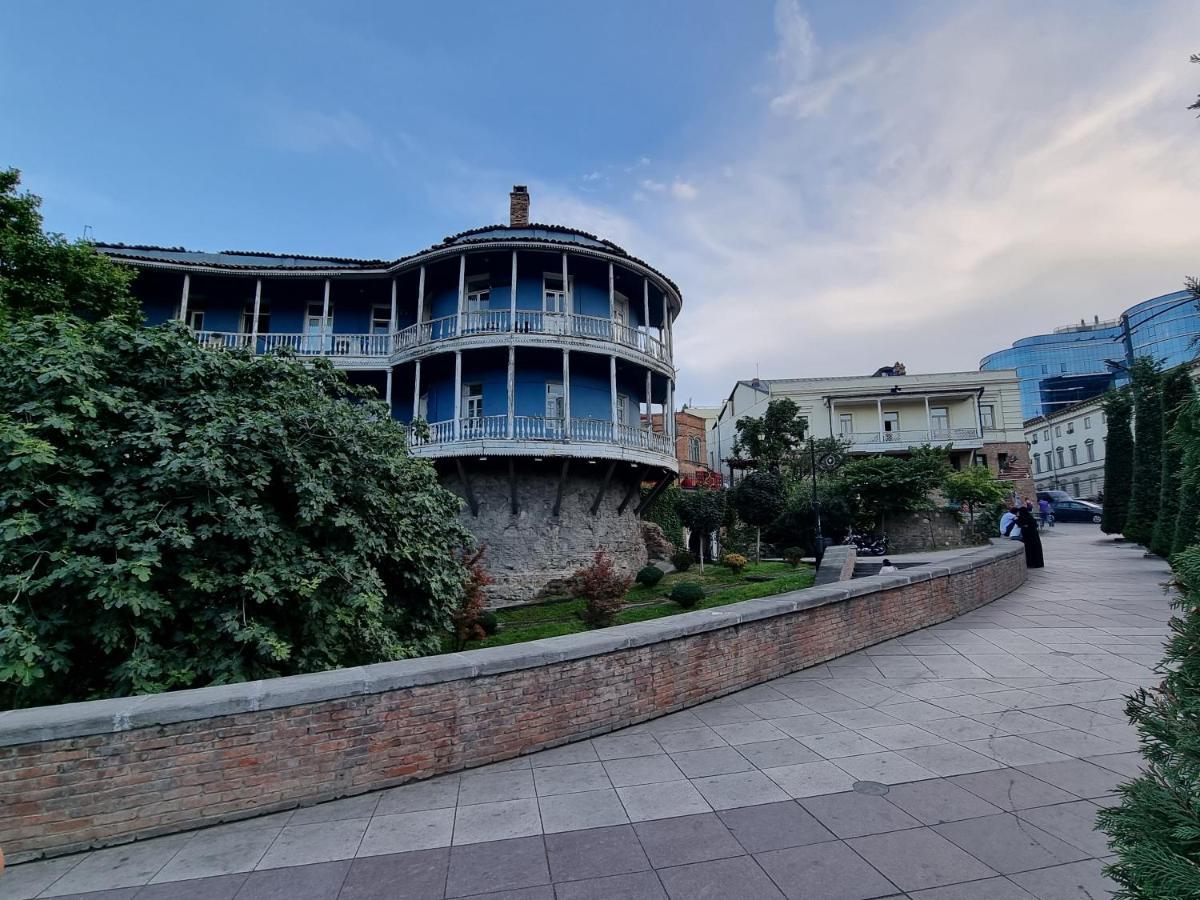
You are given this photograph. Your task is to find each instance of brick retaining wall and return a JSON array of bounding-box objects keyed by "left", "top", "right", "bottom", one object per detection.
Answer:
[{"left": 0, "top": 543, "right": 1025, "bottom": 863}]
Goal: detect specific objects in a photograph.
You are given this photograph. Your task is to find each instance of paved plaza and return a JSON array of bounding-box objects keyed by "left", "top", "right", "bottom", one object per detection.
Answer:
[{"left": 2, "top": 525, "right": 1173, "bottom": 899}]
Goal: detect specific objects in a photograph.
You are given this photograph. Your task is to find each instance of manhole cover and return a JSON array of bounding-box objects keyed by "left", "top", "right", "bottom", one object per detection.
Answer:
[{"left": 852, "top": 780, "right": 889, "bottom": 796}]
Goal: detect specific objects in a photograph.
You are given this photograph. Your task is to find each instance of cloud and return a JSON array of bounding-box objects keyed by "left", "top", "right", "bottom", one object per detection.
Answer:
[{"left": 566, "top": 1, "right": 1200, "bottom": 405}]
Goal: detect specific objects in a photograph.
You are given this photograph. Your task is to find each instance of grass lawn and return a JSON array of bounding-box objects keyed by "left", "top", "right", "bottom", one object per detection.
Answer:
[{"left": 456, "top": 561, "right": 815, "bottom": 650}]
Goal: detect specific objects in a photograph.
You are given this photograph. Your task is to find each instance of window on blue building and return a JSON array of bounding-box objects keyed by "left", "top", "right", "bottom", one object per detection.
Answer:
[
  {"left": 371, "top": 305, "right": 391, "bottom": 334},
  {"left": 463, "top": 384, "right": 483, "bottom": 421}
]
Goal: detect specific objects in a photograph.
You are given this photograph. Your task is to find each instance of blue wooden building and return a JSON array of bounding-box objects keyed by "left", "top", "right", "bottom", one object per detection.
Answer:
[{"left": 100, "top": 187, "right": 682, "bottom": 602}]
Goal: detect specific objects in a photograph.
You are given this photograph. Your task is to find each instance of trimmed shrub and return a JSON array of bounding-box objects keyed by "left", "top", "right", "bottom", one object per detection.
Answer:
[
  {"left": 572, "top": 549, "right": 633, "bottom": 628},
  {"left": 477, "top": 611, "right": 500, "bottom": 636},
  {"left": 782, "top": 547, "right": 804, "bottom": 567},
  {"left": 450, "top": 547, "right": 493, "bottom": 650},
  {"left": 722, "top": 553, "right": 748, "bottom": 574},
  {"left": 1098, "top": 544, "right": 1200, "bottom": 897},
  {"left": 635, "top": 565, "right": 664, "bottom": 588},
  {"left": 671, "top": 551, "right": 695, "bottom": 572},
  {"left": 670, "top": 582, "right": 704, "bottom": 609}
]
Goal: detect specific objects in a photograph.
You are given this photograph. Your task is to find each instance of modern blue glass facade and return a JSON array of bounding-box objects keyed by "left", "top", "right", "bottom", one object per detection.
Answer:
[{"left": 981, "top": 290, "right": 1200, "bottom": 420}]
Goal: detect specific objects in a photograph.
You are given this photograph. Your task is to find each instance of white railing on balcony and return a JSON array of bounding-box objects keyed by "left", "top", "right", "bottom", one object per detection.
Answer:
[
  {"left": 461, "top": 310, "right": 510, "bottom": 335},
  {"left": 195, "top": 312, "right": 670, "bottom": 363},
  {"left": 843, "top": 428, "right": 983, "bottom": 446},
  {"left": 411, "top": 416, "right": 671, "bottom": 455}
]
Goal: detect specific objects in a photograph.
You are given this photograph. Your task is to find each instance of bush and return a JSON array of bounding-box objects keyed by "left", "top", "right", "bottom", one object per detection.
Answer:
[
  {"left": 0, "top": 316, "right": 472, "bottom": 707},
  {"left": 782, "top": 547, "right": 804, "bottom": 567},
  {"left": 670, "top": 582, "right": 705, "bottom": 609},
  {"left": 450, "top": 547, "right": 493, "bottom": 650},
  {"left": 635, "top": 565, "right": 664, "bottom": 588},
  {"left": 722, "top": 553, "right": 748, "bottom": 574},
  {"left": 671, "top": 551, "right": 695, "bottom": 572},
  {"left": 477, "top": 611, "right": 500, "bottom": 636},
  {"left": 572, "top": 549, "right": 633, "bottom": 628},
  {"left": 1098, "top": 544, "right": 1200, "bottom": 897}
]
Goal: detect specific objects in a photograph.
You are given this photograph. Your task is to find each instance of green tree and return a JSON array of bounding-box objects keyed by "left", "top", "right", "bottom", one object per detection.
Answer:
[
  {"left": 839, "top": 456, "right": 934, "bottom": 532},
  {"left": 1126, "top": 359, "right": 1164, "bottom": 546},
  {"left": 1152, "top": 368, "right": 1196, "bottom": 557},
  {"left": 942, "top": 465, "right": 1010, "bottom": 528},
  {"left": 0, "top": 168, "right": 140, "bottom": 323},
  {"left": 732, "top": 471, "right": 785, "bottom": 562},
  {"left": 1103, "top": 389, "right": 1135, "bottom": 535},
  {"left": 0, "top": 317, "right": 471, "bottom": 707},
  {"left": 733, "top": 398, "right": 808, "bottom": 474},
  {"left": 1097, "top": 544, "right": 1200, "bottom": 899},
  {"left": 641, "top": 484, "right": 684, "bottom": 550},
  {"left": 767, "top": 479, "right": 857, "bottom": 555},
  {"left": 1173, "top": 398, "right": 1200, "bottom": 556},
  {"left": 677, "top": 489, "right": 726, "bottom": 571}
]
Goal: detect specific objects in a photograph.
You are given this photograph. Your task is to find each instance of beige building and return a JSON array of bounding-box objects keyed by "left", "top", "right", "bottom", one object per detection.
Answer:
[{"left": 710, "top": 363, "right": 1033, "bottom": 497}]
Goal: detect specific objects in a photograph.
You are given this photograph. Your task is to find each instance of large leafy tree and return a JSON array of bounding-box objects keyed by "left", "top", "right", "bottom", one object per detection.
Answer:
[
  {"left": 1103, "top": 389, "right": 1135, "bottom": 535},
  {"left": 0, "top": 317, "right": 471, "bottom": 707},
  {"left": 1126, "top": 359, "right": 1164, "bottom": 546},
  {"left": 733, "top": 398, "right": 808, "bottom": 474},
  {"left": 1151, "top": 368, "right": 1196, "bottom": 557},
  {"left": 0, "top": 168, "right": 140, "bottom": 323},
  {"left": 1098, "top": 544, "right": 1200, "bottom": 899},
  {"left": 732, "top": 471, "right": 786, "bottom": 562},
  {"left": 839, "top": 455, "right": 937, "bottom": 532}
]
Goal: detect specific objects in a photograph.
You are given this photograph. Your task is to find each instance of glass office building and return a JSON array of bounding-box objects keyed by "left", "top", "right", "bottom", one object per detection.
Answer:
[{"left": 981, "top": 290, "right": 1200, "bottom": 420}]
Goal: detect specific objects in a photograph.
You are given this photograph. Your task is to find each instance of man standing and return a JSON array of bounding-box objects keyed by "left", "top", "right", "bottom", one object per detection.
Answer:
[{"left": 1038, "top": 497, "right": 1053, "bottom": 530}]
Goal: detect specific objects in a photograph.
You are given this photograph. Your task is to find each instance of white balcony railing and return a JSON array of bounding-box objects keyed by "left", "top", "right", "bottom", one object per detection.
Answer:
[
  {"left": 842, "top": 428, "right": 983, "bottom": 446},
  {"left": 410, "top": 416, "right": 671, "bottom": 455},
  {"left": 191, "top": 310, "right": 670, "bottom": 363}
]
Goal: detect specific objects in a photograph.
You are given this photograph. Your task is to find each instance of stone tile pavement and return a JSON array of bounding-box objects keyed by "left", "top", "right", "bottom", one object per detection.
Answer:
[{"left": 2, "top": 525, "right": 1172, "bottom": 899}]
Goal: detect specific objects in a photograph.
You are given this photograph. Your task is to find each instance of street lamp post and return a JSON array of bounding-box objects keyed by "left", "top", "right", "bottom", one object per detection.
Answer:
[{"left": 809, "top": 438, "right": 823, "bottom": 563}]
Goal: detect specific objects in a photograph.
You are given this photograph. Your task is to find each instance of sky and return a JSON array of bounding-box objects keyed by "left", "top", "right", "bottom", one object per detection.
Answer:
[{"left": 5, "top": 0, "right": 1200, "bottom": 405}]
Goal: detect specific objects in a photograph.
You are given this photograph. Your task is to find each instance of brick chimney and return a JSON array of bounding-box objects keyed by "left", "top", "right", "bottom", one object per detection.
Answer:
[{"left": 509, "top": 185, "right": 530, "bottom": 226}]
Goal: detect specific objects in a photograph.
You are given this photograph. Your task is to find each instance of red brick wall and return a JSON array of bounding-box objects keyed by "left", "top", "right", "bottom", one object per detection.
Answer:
[{"left": 1, "top": 548, "right": 1025, "bottom": 863}]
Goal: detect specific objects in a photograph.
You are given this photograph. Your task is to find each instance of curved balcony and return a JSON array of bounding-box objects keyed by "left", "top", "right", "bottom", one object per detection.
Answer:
[
  {"left": 408, "top": 414, "right": 675, "bottom": 467},
  {"left": 393, "top": 312, "right": 671, "bottom": 369}
]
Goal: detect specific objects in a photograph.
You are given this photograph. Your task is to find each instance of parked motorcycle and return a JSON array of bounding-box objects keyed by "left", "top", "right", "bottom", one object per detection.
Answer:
[{"left": 844, "top": 531, "right": 889, "bottom": 556}]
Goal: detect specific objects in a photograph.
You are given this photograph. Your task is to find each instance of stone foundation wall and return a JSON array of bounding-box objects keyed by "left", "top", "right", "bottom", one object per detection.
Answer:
[
  {"left": 443, "top": 463, "right": 648, "bottom": 605},
  {"left": 887, "top": 509, "right": 972, "bottom": 552},
  {"left": 0, "top": 543, "right": 1025, "bottom": 863}
]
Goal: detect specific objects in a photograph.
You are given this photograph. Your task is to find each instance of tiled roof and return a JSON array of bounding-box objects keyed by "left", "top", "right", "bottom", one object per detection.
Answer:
[{"left": 96, "top": 223, "right": 681, "bottom": 298}]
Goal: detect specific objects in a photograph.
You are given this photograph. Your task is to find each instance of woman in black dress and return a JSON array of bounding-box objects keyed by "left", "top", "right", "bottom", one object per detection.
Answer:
[{"left": 1016, "top": 507, "right": 1044, "bottom": 568}]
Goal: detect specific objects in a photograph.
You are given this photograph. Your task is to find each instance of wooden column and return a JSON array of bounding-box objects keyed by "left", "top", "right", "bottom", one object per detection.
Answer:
[
  {"left": 179, "top": 274, "right": 190, "bottom": 323},
  {"left": 412, "top": 360, "right": 422, "bottom": 420},
  {"left": 608, "top": 262, "right": 615, "bottom": 325},
  {"left": 876, "top": 398, "right": 884, "bottom": 437},
  {"left": 507, "top": 345, "right": 516, "bottom": 439},
  {"left": 510, "top": 251, "right": 518, "bottom": 331},
  {"left": 924, "top": 396, "right": 932, "bottom": 437},
  {"left": 389, "top": 277, "right": 398, "bottom": 336},
  {"left": 453, "top": 351, "right": 463, "bottom": 441},
  {"left": 645, "top": 369, "right": 653, "bottom": 430},
  {"left": 562, "top": 252, "right": 570, "bottom": 315},
  {"left": 667, "top": 379, "right": 675, "bottom": 446},
  {"left": 320, "top": 279, "right": 331, "bottom": 354},
  {"left": 661, "top": 294, "right": 670, "bottom": 359},
  {"left": 250, "top": 278, "right": 262, "bottom": 351},
  {"left": 562, "top": 349, "right": 571, "bottom": 438},
  {"left": 456, "top": 254, "right": 466, "bottom": 335},
  {"left": 610, "top": 355, "right": 619, "bottom": 441},
  {"left": 416, "top": 265, "right": 426, "bottom": 335},
  {"left": 385, "top": 368, "right": 393, "bottom": 413},
  {"left": 643, "top": 278, "right": 651, "bottom": 352}
]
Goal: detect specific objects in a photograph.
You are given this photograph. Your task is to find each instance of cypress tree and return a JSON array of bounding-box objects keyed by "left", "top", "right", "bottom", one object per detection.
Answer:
[
  {"left": 1102, "top": 389, "right": 1134, "bottom": 535},
  {"left": 1097, "top": 544, "right": 1200, "bottom": 899},
  {"left": 1173, "top": 398, "right": 1200, "bottom": 556},
  {"left": 1151, "top": 369, "right": 1196, "bottom": 557},
  {"left": 1125, "top": 359, "right": 1164, "bottom": 546}
]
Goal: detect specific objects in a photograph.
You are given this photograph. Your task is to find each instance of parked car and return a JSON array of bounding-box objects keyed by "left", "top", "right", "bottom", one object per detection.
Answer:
[{"left": 1049, "top": 499, "right": 1103, "bottom": 524}]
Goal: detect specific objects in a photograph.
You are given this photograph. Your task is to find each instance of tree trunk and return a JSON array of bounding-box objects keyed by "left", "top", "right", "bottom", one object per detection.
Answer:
[
  {"left": 699, "top": 533, "right": 705, "bottom": 572},
  {"left": 756, "top": 527, "right": 761, "bottom": 564}
]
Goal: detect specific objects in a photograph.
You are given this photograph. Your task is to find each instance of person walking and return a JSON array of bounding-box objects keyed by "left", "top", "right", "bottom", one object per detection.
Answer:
[
  {"left": 1038, "top": 497, "right": 1053, "bottom": 530},
  {"left": 1016, "top": 506, "right": 1044, "bottom": 568}
]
